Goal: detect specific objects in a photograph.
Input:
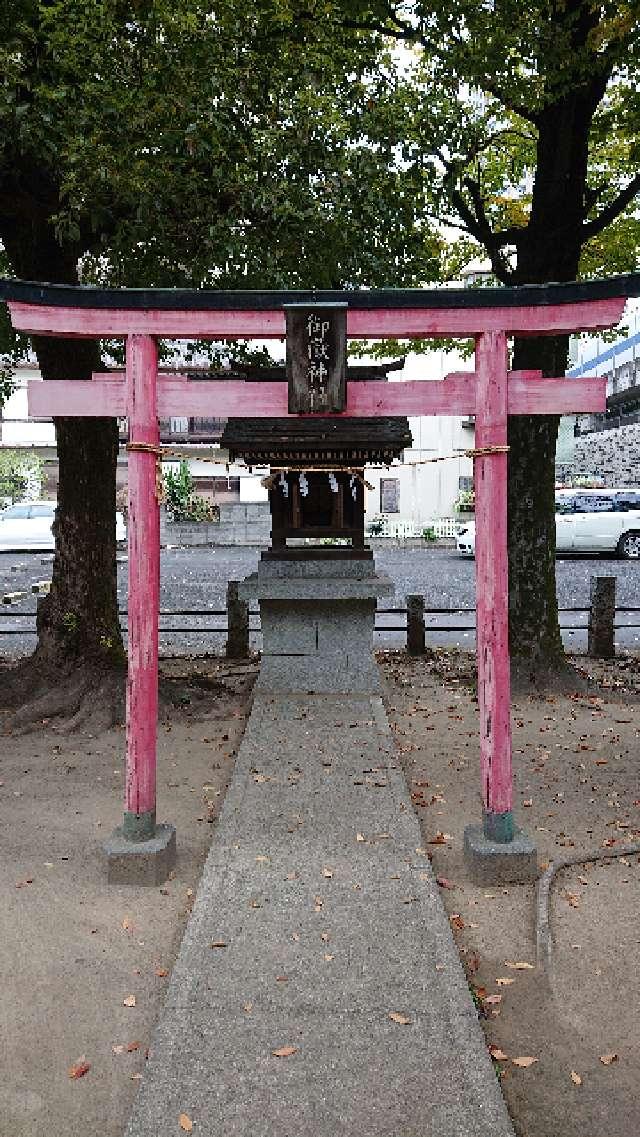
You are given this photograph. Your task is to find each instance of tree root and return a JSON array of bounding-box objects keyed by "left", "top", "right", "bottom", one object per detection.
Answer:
[{"left": 0, "top": 656, "right": 257, "bottom": 736}]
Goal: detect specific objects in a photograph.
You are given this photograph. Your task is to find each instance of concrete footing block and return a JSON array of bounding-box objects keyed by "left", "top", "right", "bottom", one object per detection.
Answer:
[
  {"left": 103, "top": 823, "right": 176, "bottom": 886},
  {"left": 463, "top": 824, "right": 538, "bottom": 885}
]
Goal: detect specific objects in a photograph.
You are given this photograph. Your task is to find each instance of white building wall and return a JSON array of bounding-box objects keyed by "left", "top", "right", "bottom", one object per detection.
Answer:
[
  {"left": 364, "top": 347, "right": 474, "bottom": 531},
  {"left": 1, "top": 366, "right": 55, "bottom": 447}
]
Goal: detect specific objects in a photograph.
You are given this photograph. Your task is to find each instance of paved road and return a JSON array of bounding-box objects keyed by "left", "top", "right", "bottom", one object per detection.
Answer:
[{"left": 1, "top": 545, "right": 638, "bottom": 656}]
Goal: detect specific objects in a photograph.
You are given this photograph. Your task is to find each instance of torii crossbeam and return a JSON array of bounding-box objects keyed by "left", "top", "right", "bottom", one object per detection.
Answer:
[{"left": 3, "top": 274, "right": 636, "bottom": 883}]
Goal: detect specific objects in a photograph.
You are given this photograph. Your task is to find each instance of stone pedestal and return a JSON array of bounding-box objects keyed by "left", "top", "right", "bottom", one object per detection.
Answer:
[{"left": 239, "top": 556, "right": 392, "bottom": 694}]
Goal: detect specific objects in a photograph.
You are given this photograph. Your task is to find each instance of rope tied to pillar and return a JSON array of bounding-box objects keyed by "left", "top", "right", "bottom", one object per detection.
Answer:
[
  {"left": 124, "top": 440, "right": 510, "bottom": 505},
  {"left": 125, "top": 441, "right": 165, "bottom": 503}
]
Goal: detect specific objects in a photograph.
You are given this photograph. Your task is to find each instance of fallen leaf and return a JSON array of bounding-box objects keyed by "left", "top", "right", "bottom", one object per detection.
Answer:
[
  {"left": 512, "top": 1056, "right": 538, "bottom": 1068},
  {"left": 322, "top": 868, "right": 333, "bottom": 878},
  {"left": 323, "top": 953, "right": 335, "bottom": 961},
  {"left": 210, "top": 940, "right": 227, "bottom": 949},
  {"left": 450, "top": 914, "right": 465, "bottom": 931},
  {"left": 504, "top": 961, "right": 534, "bottom": 970},
  {"left": 483, "top": 994, "right": 502, "bottom": 1005},
  {"left": 126, "top": 1041, "right": 140, "bottom": 1052},
  {"left": 154, "top": 967, "right": 169, "bottom": 978},
  {"left": 179, "top": 1114, "right": 194, "bottom": 1132},
  {"left": 15, "top": 878, "right": 34, "bottom": 888},
  {"left": 68, "top": 1061, "right": 91, "bottom": 1079},
  {"left": 523, "top": 799, "right": 533, "bottom": 807},
  {"left": 112, "top": 1045, "right": 125, "bottom": 1055},
  {"left": 570, "top": 1070, "right": 582, "bottom": 1085},
  {"left": 356, "top": 832, "right": 366, "bottom": 842},
  {"left": 388, "top": 1012, "right": 413, "bottom": 1025},
  {"left": 271, "top": 1046, "right": 298, "bottom": 1057},
  {"left": 496, "top": 978, "right": 515, "bottom": 987},
  {"left": 314, "top": 896, "right": 323, "bottom": 911},
  {"left": 489, "top": 1047, "right": 509, "bottom": 1061},
  {"left": 600, "top": 1053, "right": 618, "bottom": 1065},
  {"left": 255, "top": 855, "right": 270, "bottom": 864},
  {"left": 436, "top": 876, "right": 455, "bottom": 889},
  {"left": 123, "top": 995, "right": 136, "bottom": 1008}
]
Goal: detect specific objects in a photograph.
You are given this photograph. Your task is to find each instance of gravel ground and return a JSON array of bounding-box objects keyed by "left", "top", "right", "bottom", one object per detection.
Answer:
[{"left": 0, "top": 545, "right": 639, "bottom": 656}]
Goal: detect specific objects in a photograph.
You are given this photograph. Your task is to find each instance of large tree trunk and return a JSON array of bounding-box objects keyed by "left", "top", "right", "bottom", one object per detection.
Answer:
[
  {"left": 508, "top": 337, "right": 568, "bottom": 683},
  {"left": 506, "top": 80, "right": 602, "bottom": 683},
  {"left": 1, "top": 221, "right": 124, "bottom": 673}
]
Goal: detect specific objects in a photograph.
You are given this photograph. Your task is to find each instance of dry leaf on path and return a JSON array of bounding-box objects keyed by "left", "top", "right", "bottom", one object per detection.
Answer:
[
  {"left": 271, "top": 1046, "right": 298, "bottom": 1058},
  {"left": 68, "top": 1061, "right": 91, "bottom": 1079},
  {"left": 600, "top": 1053, "right": 618, "bottom": 1065},
  {"left": 496, "top": 978, "right": 515, "bottom": 987},
  {"left": 179, "top": 1114, "right": 194, "bottom": 1132},
  {"left": 123, "top": 995, "right": 136, "bottom": 1008},
  {"left": 483, "top": 994, "right": 502, "bottom": 1006},
  {"left": 504, "top": 961, "right": 534, "bottom": 970},
  {"left": 388, "top": 1012, "right": 413, "bottom": 1025},
  {"left": 570, "top": 1071, "right": 582, "bottom": 1085},
  {"left": 436, "top": 877, "right": 455, "bottom": 889},
  {"left": 155, "top": 968, "right": 169, "bottom": 978},
  {"left": 489, "top": 1048, "right": 509, "bottom": 1061},
  {"left": 512, "top": 1056, "right": 538, "bottom": 1068},
  {"left": 210, "top": 941, "right": 227, "bottom": 949}
]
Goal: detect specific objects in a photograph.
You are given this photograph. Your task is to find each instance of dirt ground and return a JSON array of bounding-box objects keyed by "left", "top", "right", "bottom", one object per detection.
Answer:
[
  {"left": 1, "top": 648, "right": 639, "bottom": 1137},
  {"left": 381, "top": 649, "right": 640, "bottom": 1137},
  {"left": 0, "top": 657, "right": 256, "bottom": 1137}
]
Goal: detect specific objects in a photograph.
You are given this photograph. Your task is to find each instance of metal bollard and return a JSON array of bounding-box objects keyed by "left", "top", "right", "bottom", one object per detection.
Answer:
[
  {"left": 406, "top": 593, "right": 426, "bottom": 656},
  {"left": 226, "top": 580, "right": 249, "bottom": 658},
  {"left": 587, "top": 575, "right": 616, "bottom": 659}
]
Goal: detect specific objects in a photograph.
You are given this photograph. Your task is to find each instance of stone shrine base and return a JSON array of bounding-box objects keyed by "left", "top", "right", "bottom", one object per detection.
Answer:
[{"left": 239, "top": 555, "right": 393, "bottom": 695}]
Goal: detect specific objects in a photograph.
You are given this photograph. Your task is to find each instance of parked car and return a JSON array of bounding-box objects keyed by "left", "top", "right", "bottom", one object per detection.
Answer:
[
  {"left": 0, "top": 501, "right": 126, "bottom": 552},
  {"left": 455, "top": 488, "right": 640, "bottom": 559}
]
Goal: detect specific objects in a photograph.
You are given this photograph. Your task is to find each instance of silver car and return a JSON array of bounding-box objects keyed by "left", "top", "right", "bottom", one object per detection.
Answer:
[{"left": 0, "top": 501, "right": 126, "bottom": 551}]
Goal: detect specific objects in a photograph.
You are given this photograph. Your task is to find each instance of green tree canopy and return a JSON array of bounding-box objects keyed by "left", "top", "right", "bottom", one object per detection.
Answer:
[
  {"left": 341, "top": 0, "right": 640, "bottom": 681},
  {"left": 0, "top": 0, "right": 441, "bottom": 673}
]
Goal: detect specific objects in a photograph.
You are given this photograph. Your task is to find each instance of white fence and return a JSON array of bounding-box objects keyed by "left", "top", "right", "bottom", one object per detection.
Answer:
[{"left": 369, "top": 515, "right": 459, "bottom": 539}]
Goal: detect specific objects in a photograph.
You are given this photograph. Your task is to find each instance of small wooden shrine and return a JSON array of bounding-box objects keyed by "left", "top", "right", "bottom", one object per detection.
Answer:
[{"left": 222, "top": 411, "right": 411, "bottom": 556}]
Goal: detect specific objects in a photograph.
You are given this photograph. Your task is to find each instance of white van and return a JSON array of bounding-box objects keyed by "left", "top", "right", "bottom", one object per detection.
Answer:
[{"left": 456, "top": 487, "right": 640, "bottom": 558}]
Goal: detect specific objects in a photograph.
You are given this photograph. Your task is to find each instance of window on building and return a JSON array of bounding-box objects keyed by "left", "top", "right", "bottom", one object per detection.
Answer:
[
  {"left": 458, "top": 476, "right": 474, "bottom": 493},
  {"left": 380, "top": 478, "right": 400, "bottom": 513},
  {"left": 211, "top": 476, "right": 241, "bottom": 503}
]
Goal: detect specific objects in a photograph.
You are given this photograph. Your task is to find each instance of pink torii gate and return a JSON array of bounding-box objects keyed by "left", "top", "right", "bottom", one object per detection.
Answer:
[{"left": 3, "top": 278, "right": 630, "bottom": 878}]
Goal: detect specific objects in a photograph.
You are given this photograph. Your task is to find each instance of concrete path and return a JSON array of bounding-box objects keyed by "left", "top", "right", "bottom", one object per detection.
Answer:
[{"left": 126, "top": 692, "right": 514, "bottom": 1137}]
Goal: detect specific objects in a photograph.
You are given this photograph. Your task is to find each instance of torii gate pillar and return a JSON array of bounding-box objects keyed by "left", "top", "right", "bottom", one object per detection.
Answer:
[
  {"left": 463, "top": 332, "right": 537, "bottom": 883},
  {"left": 105, "top": 334, "right": 177, "bottom": 884}
]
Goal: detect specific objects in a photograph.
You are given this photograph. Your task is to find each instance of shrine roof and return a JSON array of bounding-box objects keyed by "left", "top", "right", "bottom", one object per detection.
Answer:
[
  {"left": 221, "top": 416, "right": 412, "bottom": 464},
  {"left": 2, "top": 274, "right": 640, "bottom": 310}
]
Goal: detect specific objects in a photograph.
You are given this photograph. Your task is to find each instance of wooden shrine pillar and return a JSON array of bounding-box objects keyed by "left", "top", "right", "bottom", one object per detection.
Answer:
[
  {"left": 123, "top": 334, "right": 161, "bottom": 841},
  {"left": 104, "top": 334, "right": 175, "bottom": 884},
  {"left": 473, "top": 332, "right": 513, "bottom": 842}
]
